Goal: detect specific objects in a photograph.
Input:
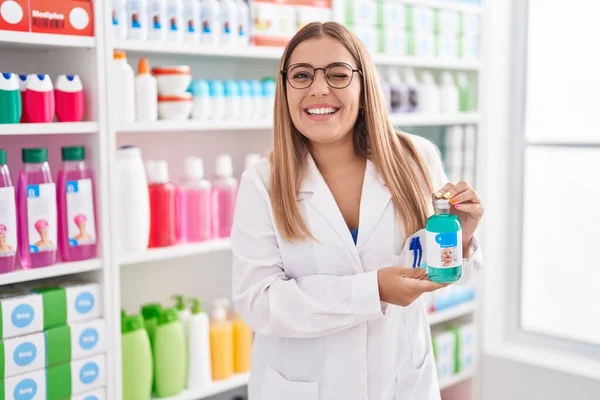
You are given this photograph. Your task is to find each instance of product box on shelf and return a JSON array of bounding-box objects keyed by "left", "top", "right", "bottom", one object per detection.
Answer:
[
  {"left": 46, "top": 354, "right": 106, "bottom": 399},
  {"left": 436, "top": 10, "right": 460, "bottom": 34},
  {"left": 436, "top": 34, "right": 459, "bottom": 59},
  {"left": 0, "top": 288, "right": 44, "bottom": 340},
  {"left": 344, "top": 0, "right": 377, "bottom": 27},
  {"left": 296, "top": 3, "right": 332, "bottom": 31},
  {"left": 29, "top": 0, "right": 94, "bottom": 37},
  {"left": 349, "top": 24, "right": 378, "bottom": 54},
  {"left": 0, "top": 0, "right": 30, "bottom": 32},
  {"left": 432, "top": 330, "right": 456, "bottom": 379},
  {"left": 457, "top": 323, "right": 477, "bottom": 371},
  {"left": 460, "top": 12, "right": 480, "bottom": 36},
  {"left": 408, "top": 32, "right": 436, "bottom": 57},
  {"left": 0, "top": 332, "right": 46, "bottom": 379},
  {"left": 378, "top": 29, "right": 408, "bottom": 56},
  {"left": 459, "top": 35, "right": 479, "bottom": 60},
  {"left": 45, "top": 319, "right": 106, "bottom": 367},
  {"left": 378, "top": 1, "right": 406, "bottom": 30},
  {"left": 0, "top": 368, "right": 46, "bottom": 400},
  {"left": 72, "top": 387, "right": 105, "bottom": 400},
  {"left": 406, "top": 5, "right": 436, "bottom": 33}
]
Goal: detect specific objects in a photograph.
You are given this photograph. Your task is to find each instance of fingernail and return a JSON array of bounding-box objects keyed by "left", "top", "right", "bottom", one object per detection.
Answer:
[
  {"left": 454, "top": 204, "right": 461, "bottom": 209},
  {"left": 450, "top": 198, "right": 457, "bottom": 205},
  {"left": 443, "top": 192, "right": 452, "bottom": 199},
  {"left": 435, "top": 192, "right": 443, "bottom": 198}
]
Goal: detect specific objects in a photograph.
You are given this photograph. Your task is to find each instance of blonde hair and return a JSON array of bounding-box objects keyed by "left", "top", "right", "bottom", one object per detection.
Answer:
[{"left": 270, "top": 22, "right": 433, "bottom": 242}]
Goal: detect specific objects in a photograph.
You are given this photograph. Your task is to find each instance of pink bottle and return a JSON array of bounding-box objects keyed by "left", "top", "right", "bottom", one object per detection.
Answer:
[
  {"left": 212, "top": 155, "right": 238, "bottom": 239},
  {"left": 176, "top": 157, "right": 212, "bottom": 243},
  {"left": 57, "top": 146, "right": 98, "bottom": 262},
  {"left": 147, "top": 160, "right": 177, "bottom": 248},
  {"left": 0, "top": 149, "right": 18, "bottom": 274},
  {"left": 54, "top": 75, "right": 84, "bottom": 122},
  {"left": 25, "top": 74, "right": 55, "bottom": 123},
  {"left": 17, "top": 148, "right": 57, "bottom": 269},
  {"left": 18, "top": 74, "right": 30, "bottom": 123}
]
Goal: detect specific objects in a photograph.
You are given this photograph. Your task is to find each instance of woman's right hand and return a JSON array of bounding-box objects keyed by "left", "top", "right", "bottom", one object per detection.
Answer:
[{"left": 377, "top": 266, "right": 448, "bottom": 307}]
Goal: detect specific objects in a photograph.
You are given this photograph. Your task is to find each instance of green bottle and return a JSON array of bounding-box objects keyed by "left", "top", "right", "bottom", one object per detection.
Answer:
[
  {"left": 141, "top": 303, "right": 163, "bottom": 346},
  {"left": 0, "top": 72, "right": 22, "bottom": 124},
  {"left": 122, "top": 315, "right": 153, "bottom": 400},
  {"left": 154, "top": 308, "right": 186, "bottom": 398},
  {"left": 425, "top": 198, "right": 463, "bottom": 283}
]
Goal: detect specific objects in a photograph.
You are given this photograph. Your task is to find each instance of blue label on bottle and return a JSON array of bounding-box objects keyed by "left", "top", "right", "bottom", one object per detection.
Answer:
[
  {"left": 66, "top": 180, "right": 79, "bottom": 193},
  {"left": 84, "top": 396, "right": 99, "bottom": 400},
  {"left": 26, "top": 185, "right": 40, "bottom": 198},
  {"left": 435, "top": 232, "right": 458, "bottom": 248},
  {"left": 80, "top": 361, "right": 99, "bottom": 385},
  {"left": 13, "top": 342, "right": 37, "bottom": 366},
  {"left": 11, "top": 304, "right": 35, "bottom": 328},
  {"left": 75, "top": 292, "right": 95, "bottom": 314},
  {"left": 13, "top": 378, "right": 37, "bottom": 400},
  {"left": 79, "top": 328, "right": 99, "bottom": 350}
]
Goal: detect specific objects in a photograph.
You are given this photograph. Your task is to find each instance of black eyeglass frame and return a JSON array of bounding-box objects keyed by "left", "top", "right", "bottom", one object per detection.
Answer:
[{"left": 280, "top": 62, "right": 364, "bottom": 89}]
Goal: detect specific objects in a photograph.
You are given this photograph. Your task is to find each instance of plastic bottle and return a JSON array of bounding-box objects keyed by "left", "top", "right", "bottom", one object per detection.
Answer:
[
  {"left": 135, "top": 58, "right": 158, "bottom": 122},
  {"left": 116, "top": 146, "right": 150, "bottom": 254},
  {"left": 376, "top": 68, "right": 391, "bottom": 113},
  {"left": 457, "top": 73, "right": 476, "bottom": 112},
  {"left": 166, "top": 0, "right": 184, "bottom": 42},
  {"left": 122, "top": 315, "right": 153, "bottom": 400},
  {"left": 17, "top": 74, "right": 29, "bottom": 123},
  {"left": 387, "top": 67, "right": 408, "bottom": 114},
  {"left": 183, "top": 0, "right": 200, "bottom": 42},
  {"left": 0, "top": 149, "right": 17, "bottom": 274},
  {"left": 207, "top": 80, "right": 225, "bottom": 121},
  {"left": 190, "top": 80, "right": 211, "bottom": 121},
  {"left": 420, "top": 71, "right": 440, "bottom": 115},
  {"left": 201, "top": 0, "right": 220, "bottom": 45},
  {"left": 220, "top": 0, "right": 237, "bottom": 45},
  {"left": 154, "top": 308, "right": 187, "bottom": 397},
  {"left": 209, "top": 298, "right": 233, "bottom": 381},
  {"left": 232, "top": 312, "right": 252, "bottom": 373},
  {"left": 261, "top": 78, "right": 276, "bottom": 121},
  {"left": 244, "top": 153, "right": 261, "bottom": 171},
  {"left": 57, "top": 146, "right": 98, "bottom": 262},
  {"left": 173, "top": 294, "right": 191, "bottom": 333},
  {"left": 237, "top": 80, "right": 252, "bottom": 121},
  {"left": 249, "top": 80, "right": 262, "bottom": 120},
  {"left": 426, "top": 198, "right": 462, "bottom": 283},
  {"left": 127, "top": 0, "right": 149, "bottom": 40},
  {"left": 54, "top": 75, "right": 85, "bottom": 122},
  {"left": 0, "top": 72, "right": 22, "bottom": 124},
  {"left": 113, "top": 51, "right": 136, "bottom": 123},
  {"left": 17, "top": 148, "right": 57, "bottom": 269},
  {"left": 212, "top": 155, "right": 238, "bottom": 238},
  {"left": 187, "top": 298, "right": 212, "bottom": 391},
  {"left": 25, "top": 74, "right": 55, "bottom": 123},
  {"left": 112, "top": 0, "right": 128, "bottom": 39},
  {"left": 148, "top": 160, "right": 177, "bottom": 248},
  {"left": 236, "top": 0, "right": 249, "bottom": 46},
  {"left": 440, "top": 72, "right": 459, "bottom": 114},
  {"left": 223, "top": 80, "right": 239, "bottom": 121},
  {"left": 404, "top": 67, "right": 420, "bottom": 113},
  {"left": 148, "top": 0, "right": 167, "bottom": 41},
  {"left": 177, "top": 157, "right": 212, "bottom": 243}
]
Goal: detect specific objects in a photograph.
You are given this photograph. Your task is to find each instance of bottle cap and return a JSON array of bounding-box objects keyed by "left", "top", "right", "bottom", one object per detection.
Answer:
[
  {"left": 208, "top": 80, "right": 224, "bottom": 97},
  {"left": 249, "top": 80, "right": 262, "bottom": 97},
  {"left": 442, "top": 72, "right": 455, "bottom": 86},
  {"left": 55, "top": 75, "right": 83, "bottom": 93},
  {"left": 421, "top": 71, "right": 435, "bottom": 85},
  {"left": 123, "top": 315, "right": 145, "bottom": 333},
  {"left": 244, "top": 153, "right": 261, "bottom": 171},
  {"left": 184, "top": 156, "right": 204, "bottom": 180},
  {"left": 153, "top": 160, "right": 169, "bottom": 183},
  {"left": 237, "top": 80, "right": 251, "bottom": 97},
  {"left": 141, "top": 304, "right": 163, "bottom": 320},
  {"left": 117, "top": 145, "right": 142, "bottom": 160},
  {"left": 61, "top": 146, "right": 85, "bottom": 161},
  {"left": 190, "top": 298, "right": 203, "bottom": 315},
  {"left": 434, "top": 198, "right": 451, "bottom": 209},
  {"left": 223, "top": 80, "right": 240, "bottom": 97},
  {"left": 215, "top": 154, "right": 233, "bottom": 178},
  {"left": 159, "top": 308, "right": 179, "bottom": 325},
  {"left": 22, "top": 148, "right": 48, "bottom": 163},
  {"left": 145, "top": 160, "right": 156, "bottom": 182},
  {"left": 173, "top": 295, "right": 186, "bottom": 311},
  {"left": 114, "top": 50, "right": 127, "bottom": 60},
  {"left": 0, "top": 149, "right": 6, "bottom": 166},
  {"left": 212, "top": 298, "right": 231, "bottom": 321},
  {"left": 188, "top": 79, "right": 210, "bottom": 97},
  {"left": 138, "top": 58, "right": 151, "bottom": 74}
]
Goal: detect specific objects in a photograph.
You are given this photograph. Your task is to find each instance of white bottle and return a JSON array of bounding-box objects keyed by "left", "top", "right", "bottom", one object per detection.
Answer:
[
  {"left": 244, "top": 153, "right": 261, "bottom": 171},
  {"left": 420, "top": 71, "right": 440, "bottom": 115},
  {"left": 249, "top": 80, "right": 262, "bottom": 120},
  {"left": 223, "top": 80, "right": 239, "bottom": 121},
  {"left": 238, "top": 80, "right": 252, "bottom": 121},
  {"left": 116, "top": 146, "right": 150, "bottom": 254},
  {"left": 174, "top": 295, "right": 191, "bottom": 333},
  {"left": 190, "top": 80, "right": 211, "bottom": 121},
  {"left": 112, "top": 0, "right": 128, "bottom": 39},
  {"left": 187, "top": 298, "right": 212, "bottom": 391},
  {"left": 404, "top": 67, "right": 420, "bottom": 113},
  {"left": 440, "top": 72, "right": 459, "bottom": 114},
  {"left": 236, "top": 0, "right": 249, "bottom": 46},
  {"left": 113, "top": 51, "right": 136, "bottom": 123},
  {"left": 166, "top": 0, "right": 184, "bottom": 42},
  {"left": 127, "top": 0, "right": 149, "bottom": 40},
  {"left": 201, "top": 0, "right": 220, "bottom": 45},
  {"left": 148, "top": 0, "right": 167, "bottom": 41},
  {"left": 220, "top": 0, "right": 237, "bottom": 45},
  {"left": 208, "top": 80, "right": 225, "bottom": 121},
  {"left": 183, "top": 0, "right": 201, "bottom": 43},
  {"left": 387, "top": 67, "right": 409, "bottom": 114},
  {"left": 135, "top": 58, "right": 158, "bottom": 122}
]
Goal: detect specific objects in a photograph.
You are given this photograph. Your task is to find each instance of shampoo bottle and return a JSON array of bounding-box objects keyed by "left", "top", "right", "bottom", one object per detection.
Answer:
[
  {"left": 135, "top": 58, "right": 158, "bottom": 122},
  {"left": 183, "top": 0, "right": 200, "bottom": 42},
  {"left": 201, "top": 0, "right": 220, "bottom": 45},
  {"left": 212, "top": 155, "right": 237, "bottom": 238},
  {"left": 122, "top": 315, "right": 153, "bottom": 400},
  {"left": 54, "top": 74, "right": 84, "bottom": 123},
  {"left": 166, "top": 0, "right": 184, "bottom": 42},
  {"left": 177, "top": 157, "right": 212, "bottom": 243},
  {"left": 187, "top": 298, "right": 212, "bottom": 391},
  {"left": 0, "top": 72, "right": 22, "bottom": 124},
  {"left": 113, "top": 51, "right": 136, "bottom": 123},
  {"left": 232, "top": 312, "right": 252, "bottom": 374},
  {"left": 426, "top": 198, "right": 462, "bottom": 284},
  {"left": 112, "top": 0, "right": 128, "bottom": 39},
  {"left": 209, "top": 298, "right": 233, "bottom": 381},
  {"left": 18, "top": 74, "right": 29, "bottom": 122},
  {"left": 404, "top": 68, "right": 420, "bottom": 113},
  {"left": 148, "top": 0, "right": 167, "bottom": 41},
  {"left": 236, "top": 0, "right": 249, "bottom": 46},
  {"left": 25, "top": 74, "right": 55, "bottom": 123},
  {"left": 387, "top": 67, "right": 408, "bottom": 114},
  {"left": 440, "top": 72, "right": 459, "bottom": 114},
  {"left": 220, "top": 0, "right": 237, "bottom": 45},
  {"left": 420, "top": 71, "right": 440, "bottom": 115},
  {"left": 173, "top": 294, "right": 191, "bottom": 333},
  {"left": 457, "top": 73, "right": 476, "bottom": 112},
  {"left": 127, "top": 0, "right": 149, "bottom": 40},
  {"left": 154, "top": 308, "right": 187, "bottom": 397},
  {"left": 0, "top": 149, "right": 17, "bottom": 274},
  {"left": 147, "top": 160, "right": 177, "bottom": 248}
]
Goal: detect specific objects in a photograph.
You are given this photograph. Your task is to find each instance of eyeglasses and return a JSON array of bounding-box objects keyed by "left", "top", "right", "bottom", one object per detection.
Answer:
[{"left": 281, "top": 62, "right": 363, "bottom": 89}]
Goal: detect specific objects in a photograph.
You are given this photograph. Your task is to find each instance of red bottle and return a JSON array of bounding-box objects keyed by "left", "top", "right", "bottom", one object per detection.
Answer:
[{"left": 147, "top": 160, "right": 176, "bottom": 248}]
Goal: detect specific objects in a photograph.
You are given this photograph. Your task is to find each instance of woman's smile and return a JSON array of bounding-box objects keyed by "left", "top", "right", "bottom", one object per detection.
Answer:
[{"left": 303, "top": 103, "right": 341, "bottom": 121}]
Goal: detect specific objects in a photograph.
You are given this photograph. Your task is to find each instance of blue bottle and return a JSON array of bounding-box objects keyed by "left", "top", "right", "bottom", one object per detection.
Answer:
[{"left": 426, "top": 199, "right": 462, "bottom": 283}]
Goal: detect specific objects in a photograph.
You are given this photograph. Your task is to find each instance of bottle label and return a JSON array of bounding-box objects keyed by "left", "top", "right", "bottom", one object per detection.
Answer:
[
  {"left": 66, "top": 179, "right": 96, "bottom": 247},
  {"left": 185, "top": 4, "right": 197, "bottom": 33},
  {"left": 168, "top": 4, "right": 179, "bottom": 32},
  {"left": 201, "top": 9, "right": 212, "bottom": 34},
  {"left": 26, "top": 183, "right": 57, "bottom": 253},
  {"left": 0, "top": 186, "right": 17, "bottom": 258},
  {"left": 150, "top": 2, "right": 163, "bottom": 31},
  {"left": 129, "top": 0, "right": 144, "bottom": 29},
  {"left": 426, "top": 230, "right": 462, "bottom": 268}
]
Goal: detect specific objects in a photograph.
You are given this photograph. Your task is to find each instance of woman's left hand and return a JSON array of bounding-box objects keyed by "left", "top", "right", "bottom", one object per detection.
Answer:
[{"left": 434, "top": 181, "right": 484, "bottom": 252}]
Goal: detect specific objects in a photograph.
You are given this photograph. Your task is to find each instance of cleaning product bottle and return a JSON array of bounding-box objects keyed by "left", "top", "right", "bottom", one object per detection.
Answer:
[
  {"left": 135, "top": 58, "right": 158, "bottom": 122},
  {"left": 187, "top": 298, "right": 212, "bottom": 391},
  {"left": 236, "top": 0, "right": 249, "bottom": 45},
  {"left": 18, "top": 74, "right": 29, "bottom": 122},
  {"left": 183, "top": 0, "right": 200, "bottom": 42},
  {"left": 261, "top": 78, "right": 276, "bottom": 121},
  {"left": 0, "top": 149, "right": 17, "bottom": 274},
  {"left": 404, "top": 67, "right": 420, "bottom": 113},
  {"left": 201, "top": 0, "right": 220, "bottom": 45},
  {"left": 190, "top": 79, "right": 211, "bottom": 121},
  {"left": 116, "top": 146, "right": 150, "bottom": 253},
  {"left": 141, "top": 303, "right": 162, "bottom": 393},
  {"left": 457, "top": 72, "right": 476, "bottom": 112},
  {"left": 112, "top": 0, "right": 128, "bottom": 39},
  {"left": 387, "top": 67, "right": 408, "bottom": 114},
  {"left": 237, "top": 80, "right": 252, "bottom": 121},
  {"left": 220, "top": 0, "right": 237, "bottom": 45},
  {"left": 207, "top": 80, "right": 225, "bottom": 121},
  {"left": 419, "top": 71, "right": 440, "bottom": 115},
  {"left": 148, "top": 160, "right": 176, "bottom": 248},
  {"left": 25, "top": 74, "right": 55, "bottom": 123},
  {"left": 17, "top": 148, "right": 57, "bottom": 269},
  {"left": 173, "top": 294, "right": 191, "bottom": 333},
  {"left": 154, "top": 308, "right": 186, "bottom": 397},
  {"left": 212, "top": 155, "right": 237, "bottom": 238},
  {"left": 249, "top": 80, "right": 262, "bottom": 120},
  {"left": 54, "top": 75, "right": 84, "bottom": 122},
  {"left": 0, "top": 72, "right": 22, "bottom": 124},
  {"left": 166, "top": 0, "right": 184, "bottom": 42},
  {"left": 148, "top": 0, "right": 167, "bottom": 41},
  {"left": 178, "top": 157, "right": 212, "bottom": 243},
  {"left": 223, "top": 80, "right": 240, "bottom": 121},
  {"left": 440, "top": 72, "right": 459, "bottom": 114},
  {"left": 232, "top": 312, "right": 252, "bottom": 374},
  {"left": 121, "top": 315, "right": 153, "bottom": 400},
  {"left": 57, "top": 146, "right": 98, "bottom": 262},
  {"left": 127, "top": 0, "right": 149, "bottom": 40},
  {"left": 426, "top": 198, "right": 462, "bottom": 283},
  {"left": 376, "top": 68, "right": 391, "bottom": 113},
  {"left": 113, "top": 51, "right": 136, "bottom": 123},
  {"left": 209, "top": 298, "right": 233, "bottom": 381}
]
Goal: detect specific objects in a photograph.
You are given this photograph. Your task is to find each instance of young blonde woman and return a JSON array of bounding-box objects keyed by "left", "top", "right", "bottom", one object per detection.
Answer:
[{"left": 231, "top": 22, "right": 484, "bottom": 400}]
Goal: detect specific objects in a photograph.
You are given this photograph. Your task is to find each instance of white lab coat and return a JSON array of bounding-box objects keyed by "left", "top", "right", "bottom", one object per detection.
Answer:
[{"left": 231, "top": 134, "right": 482, "bottom": 400}]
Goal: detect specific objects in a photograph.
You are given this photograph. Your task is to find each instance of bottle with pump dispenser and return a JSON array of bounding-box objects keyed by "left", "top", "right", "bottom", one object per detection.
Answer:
[
  {"left": 201, "top": 0, "right": 220, "bottom": 45},
  {"left": 177, "top": 157, "right": 212, "bottom": 243},
  {"left": 154, "top": 308, "right": 187, "bottom": 397},
  {"left": 17, "top": 148, "right": 57, "bottom": 269},
  {"left": 0, "top": 149, "right": 17, "bottom": 274},
  {"left": 122, "top": 315, "right": 153, "bottom": 400},
  {"left": 440, "top": 72, "right": 459, "bottom": 114},
  {"left": 419, "top": 71, "right": 440, "bottom": 115},
  {"left": 183, "top": 0, "right": 200, "bottom": 42},
  {"left": 166, "top": 0, "right": 184, "bottom": 42},
  {"left": 0, "top": 72, "right": 22, "bottom": 124},
  {"left": 57, "top": 146, "right": 98, "bottom": 262},
  {"left": 135, "top": 58, "right": 158, "bottom": 122},
  {"left": 210, "top": 298, "right": 234, "bottom": 381},
  {"left": 113, "top": 51, "right": 136, "bottom": 123},
  {"left": 187, "top": 298, "right": 212, "bottom": 391},
  {"left": 212, "top": 155, "right": 238, "bottom": 238},
  {"left": 425, "top": 198, "right": 463, "bottom": 283},
  {"left": 173, "top": 294, "right": 191, "bottom": 333},
  {"left": 147, "top": 160, "right": 177, "bottom": 248}
]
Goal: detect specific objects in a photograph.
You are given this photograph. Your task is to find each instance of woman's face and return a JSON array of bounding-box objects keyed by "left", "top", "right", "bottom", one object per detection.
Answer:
[
  {"left": 39, "top": 227, "right": 47, "bottom": 239},
  {"left": 285, "top": 36, "right": 362, "bottom": 146}
]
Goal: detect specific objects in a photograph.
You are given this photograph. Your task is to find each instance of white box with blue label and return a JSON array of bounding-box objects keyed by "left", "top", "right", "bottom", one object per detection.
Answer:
[
  {"left": 46, "top": 354, "right": 106, "bottom": 400},
  {"left": 71, "top": 387, "right": 106, "bottom": 400},
  {"left": 0, "top": 289, "right": 44, "bottom": 339},
  {"left": 0, "top": 332, "right": 46, "bottom": 379},
  {"left": 45, "top": 319, "right": 106, "bottom": 367},
  {"left": 406, "top": 5, "right": 436, "bottom": 32},
  {"left": 0, "top": 368, "right": 46, "bottom": 400},
  {"left": 432, "top": 330, "right": 456, "bottom": 380},
  {"left": 457, "top": 323, "right": 477, "bottom": 371}
]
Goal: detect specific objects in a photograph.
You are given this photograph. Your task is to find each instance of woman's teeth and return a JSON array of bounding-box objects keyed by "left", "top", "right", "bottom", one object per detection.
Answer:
[{"left": 306, "top": 107, "right": 338, "bottom": 115}]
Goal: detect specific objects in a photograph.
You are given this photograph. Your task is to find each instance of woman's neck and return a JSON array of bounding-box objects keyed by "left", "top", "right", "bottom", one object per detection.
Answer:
[{"left": 310, "top": 134, "right": 364, "bottom": 175}]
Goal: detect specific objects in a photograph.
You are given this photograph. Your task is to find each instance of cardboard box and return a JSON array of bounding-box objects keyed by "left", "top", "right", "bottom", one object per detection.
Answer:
[
  {"left": 45, "top": 319, "right": 106, "bottom": 367},
  {"left": 379, "top": 29, "right": 408, "bottom": 56},
  {"left": 0, "top": 0, "right": 29, "bottom": 32},
  {"left": 0, "top": 368, "right": 46, "bottom": 400},
  {"left": 29, "top": 0, "right": 94, "bottom": 37},
  {"left": 437, "top": 10, "right": 460, "bottom": 34},
  {"left": 46, "top": 354, "right": 106, "bottom": 399},
  {"left": 436, "top": 33, "right": 459, "bottom": 59},
  {"left": 0, "top": 289, "right": 44, "bottom": 339},
  {"left": 296, "top": 5, "right": 332, "bottom": 30},
  {"left": 71, "top": 387, "right": 105, "bottom": 400},
  {"left": 0, "top": 332, "right": 46, "bottom": 379},
  {"left": 457, "top": 323, "right": 477, "bottom": 371},
  {"left": 432, "top": 330, "right": 456, "bottom": 379},
  {"left": 251, "top": 0, "right": 297, "bottom": 47},
  {"left": 407, "top": 32, "right": 435, "bottom": 57},
  {"left": 459, "top": 35, "right": 479, "bottom": 60},
  {"left": 406, "top": 5, "right": 436, "bottom": 32},
  {"left": 345, "top": 0, "right": 377, "bottom": 26},
  {"left": 378, "top": 1, "right": 406, "bottom": 30},
  {"left": 350, "top": 24, "right": 378, "bottom": 54}
]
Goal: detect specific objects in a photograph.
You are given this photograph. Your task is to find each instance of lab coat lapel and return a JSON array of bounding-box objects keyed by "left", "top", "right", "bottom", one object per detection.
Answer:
[{"left": 356, "top": 160, "right": 392, "bottom": 252}]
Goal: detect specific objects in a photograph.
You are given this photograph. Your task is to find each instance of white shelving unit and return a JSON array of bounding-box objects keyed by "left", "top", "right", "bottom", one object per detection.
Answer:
[
  {"left": 120, "top": 240, "right": 232, "bottom": 266},
  {"left": 118, "top": 120, "right": 272, "bottom": 134},
  {"left": 151, "top": 374, "right": 250, "bottom": 400},
  {"left": 0, "top": 259, "right": 102, "bottom": 286},
  {"left": 0, "top": 122, "right": 99, "bottom": 136},
  {"left": 0, "top": 31, "right": 96, "bottom": 48}
]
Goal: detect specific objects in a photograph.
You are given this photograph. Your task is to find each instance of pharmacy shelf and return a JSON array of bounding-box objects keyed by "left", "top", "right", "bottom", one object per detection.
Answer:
[
  {"left": 0, "top": 31, "right": 95, "bottom": 49},
  {"left": 120, "top": 239, "right": 232, "bottom": 266},
  {"left": 372, "top": 54, "right": 481, "bottom": 71},
  {"left": 118, "top": 120, "right": 272, "bottom": 133},
  {"left": 428, "top": 301, "right": 475, "bottom": 325},
  {"left": 390, "top": 113, "right": 480, "bottom": 127},
  {"left": 402, "top": 0, "right": 482, "bottom": 14},
  {"left": 439, "top": 369, "right": 475, "bottom": 390},
  {"left": 0, "top": 259, "right": 103, "bottom": 287},
  {"left": 0, "top": 122, "right": 99, "bottom": 136},
  {"left": 151, "top": 373, "right": 250, "bottom": 400}
]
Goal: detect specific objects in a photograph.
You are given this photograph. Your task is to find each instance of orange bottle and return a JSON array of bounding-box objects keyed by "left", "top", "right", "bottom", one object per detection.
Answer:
[
  {"left": 209, "top": 298, "right": 233, "bottom": 381},
  {"left": 232, "top": 313, "right": 253, "bottom": 373}
]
